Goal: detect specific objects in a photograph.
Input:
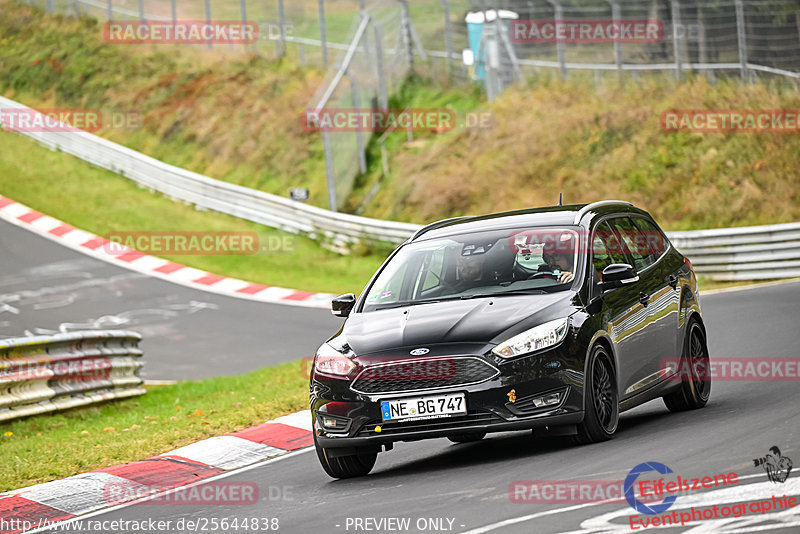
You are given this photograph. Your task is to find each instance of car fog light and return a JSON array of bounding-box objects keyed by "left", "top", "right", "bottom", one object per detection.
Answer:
[{"left": 532, "top": 392, "right": 562, "bottom": 408}]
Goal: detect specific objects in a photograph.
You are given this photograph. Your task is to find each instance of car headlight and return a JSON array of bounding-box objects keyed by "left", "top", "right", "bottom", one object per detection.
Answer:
[
  {"left": 492, "top": 318, "right": 569, "bottom": 358},
  {"left": 314, "top": 343, "right": 357, "bottom": 377}
]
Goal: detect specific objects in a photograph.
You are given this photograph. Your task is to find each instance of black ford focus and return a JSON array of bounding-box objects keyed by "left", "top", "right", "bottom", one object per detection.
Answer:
[{"left": 310, "top": 201, "right": 711, "bottom": 478}]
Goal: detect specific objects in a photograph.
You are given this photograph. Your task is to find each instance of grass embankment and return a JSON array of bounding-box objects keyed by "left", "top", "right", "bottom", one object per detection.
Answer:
[
  {"left": 0, "top": 132, "right": 383, "bottom": 294},
  {"left": 0, "top": 360, "right": 310, "bottom": 492},
  {"left": 358, "top": 75, "right": 800, "bottom": 229}
]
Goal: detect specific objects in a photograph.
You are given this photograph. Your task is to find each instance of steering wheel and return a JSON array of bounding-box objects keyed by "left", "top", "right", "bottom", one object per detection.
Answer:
[
  {"left": 427, "top": 270, "right": 460, "bottom": 293},
  {"left": 526, "top": 271, "right": 557, "bottom": 280}
]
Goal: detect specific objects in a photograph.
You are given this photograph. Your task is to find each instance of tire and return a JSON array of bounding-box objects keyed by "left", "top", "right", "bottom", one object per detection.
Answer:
[
  {"left": 663, "top": 320, "right": 711, "bottom": 412},
  {"left": 575, "top": 344, "right": 619, "bottom": 444},
  {"left": 314, "top": 435, "right": 377, "bottom": 479},
  {"left": 447, "top": 432, "right": 486, "bottom": 444}
]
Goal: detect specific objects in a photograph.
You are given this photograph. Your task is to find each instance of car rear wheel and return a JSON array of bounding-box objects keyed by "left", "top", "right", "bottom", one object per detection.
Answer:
[
  {"left": 575, "top": 344, "right": 619, "bottom": 444},
  {"left": 314, "top": 435, "right": 377, "bottom": 479},
  {"left": 663, "top": 321, "right": 711, "bottom": 412},
  {"left": 447, "top": 432, "right": 486, "bottom": 444}
]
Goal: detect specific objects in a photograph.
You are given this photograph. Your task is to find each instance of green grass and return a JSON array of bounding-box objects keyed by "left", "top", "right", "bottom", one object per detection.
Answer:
[
  {"left": 0, "top": 131, "right": 383, "bottom": 295},
  {"left": 0, "top": 359, "right": 311, "bottom": 492}
]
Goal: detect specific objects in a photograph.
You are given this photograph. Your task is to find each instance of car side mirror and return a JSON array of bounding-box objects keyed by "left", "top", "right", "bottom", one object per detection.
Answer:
[
  {"left": 600, "top": 264, "right": 639, "bottom": 291},
  {"left": 331, "top": 293, "right": 356, "bottom": 317}
]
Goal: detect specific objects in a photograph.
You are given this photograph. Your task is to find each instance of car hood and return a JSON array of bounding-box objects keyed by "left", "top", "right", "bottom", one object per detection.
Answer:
[{"left": 340, "top": 292, "right": 579, "bottom": 356}]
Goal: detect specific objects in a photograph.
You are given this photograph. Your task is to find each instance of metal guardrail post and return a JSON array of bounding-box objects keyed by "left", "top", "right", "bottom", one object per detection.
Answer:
[
  {"left": 318, "top": 0, "right": 328, "bottom": 67},
  {"left": 170, "top": 0, "right": 176, "bottom": 23},
  {"left": 106, "top": 0, "right": 112, "bottom": 20},
  {"left": 671, "top": 0, "right": 682, "bottom": 79},
  {"left": 137, "top": 0, "right": 144, "bottom": 21},
  {"left": 46, "top": 0, "right": 53, "bottom": 13},
  {"left": 735, "top": 0, "right": 749, "bottom": 82}
]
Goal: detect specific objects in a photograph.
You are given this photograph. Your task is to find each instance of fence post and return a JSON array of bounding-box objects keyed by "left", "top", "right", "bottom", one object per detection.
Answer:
[
  {"left": 318, "top": 0, "right": 328, "bottom": 67},
  {"left": 277, "top": 0, "right": 286, "bottom": 56},
  {"left": 170, "top": 0, "right": 176, "bottom": 23},
  {"left": 671, "top": 0, "right": 682, "bottom": 78},
  {"left": 440, "top": 0, "right": 454, "bottom": 76},
  {"left": 204, "top": 0, "right": 212, "bottom": 49},
  {"left": 106, "top": 0, "right": 112, "bottom": 19},
  {"left": 46, "top": 0, "right": 53, "bottom": 13},
  {"left": 547, "top": 0, "right": 567, "bottom": 77},
  {"left": 734, "top": 0, "right": 749, "bottom": 82},
  {"left": 372, "top": 21, "right": 388, "bottom": 109},
  {"left": 344, "top": 72, "right": 367, "bottom": 175},
  {"left": 138, "top": 0, "right": 144, "bottom": 20},
  {"left": 608, "top": 0, "right": 623, "bottom": 84},
  {"left": 399, "top": 0, "right": 414, "bottom": 70},
  {"left": 322, "top": 130, "right": 337, "bottom": 211}
]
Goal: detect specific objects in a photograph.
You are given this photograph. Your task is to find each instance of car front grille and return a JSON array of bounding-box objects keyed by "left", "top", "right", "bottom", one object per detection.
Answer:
[
  {"left": 357, "top": 411, "right": 504, "bottom": 437},
  {"left": 349, "top": 356, "right": 499, "bottom": 395}
]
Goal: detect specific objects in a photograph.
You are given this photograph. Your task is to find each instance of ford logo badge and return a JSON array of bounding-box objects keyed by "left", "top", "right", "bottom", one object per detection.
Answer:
[{"left": 410, "top": 348, "right": 430, "bottom": 356}]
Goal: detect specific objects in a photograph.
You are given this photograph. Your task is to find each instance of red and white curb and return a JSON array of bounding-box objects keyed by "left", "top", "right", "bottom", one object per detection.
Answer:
[
  {"left": 0, "top": 195, "right": 334, "bottom": 309},
  {"left": 0, "top": 410, "right": 313, "bottom": 534}
]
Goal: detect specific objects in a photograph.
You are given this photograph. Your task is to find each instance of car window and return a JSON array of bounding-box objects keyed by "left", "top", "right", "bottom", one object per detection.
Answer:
[
  {"left": 631, "top": 217, "right": 669, "bottom": 264},
  {"left": 361, "top": 226, "right": 581, "bottom": 312},
  {"left": 607, "top": 217, "right": 650, "bottom": 272},
  {"left": 591, "top": 221, "right": 629, "bottom": 283}
]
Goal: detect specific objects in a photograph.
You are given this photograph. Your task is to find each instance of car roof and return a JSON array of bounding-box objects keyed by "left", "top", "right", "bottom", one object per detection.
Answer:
[{"left": 411, "top": 200, "right": 649, "bottom": 242}]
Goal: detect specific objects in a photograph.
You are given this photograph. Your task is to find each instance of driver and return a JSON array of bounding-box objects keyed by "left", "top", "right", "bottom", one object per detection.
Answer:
[
  {"left": 541, "top": 248, "right": 575, "bottom": 284},
  {"left": 455, "top": 253, "right": 485, "bottom": 289}
]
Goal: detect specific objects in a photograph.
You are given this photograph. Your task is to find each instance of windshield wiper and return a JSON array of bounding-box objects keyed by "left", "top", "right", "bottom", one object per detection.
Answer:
[
  {"left": 460, "top": 289, "right": 548, "bottom": 299},
  {"left": 373, "top": 298, "right": 453, "bottom": 310}
]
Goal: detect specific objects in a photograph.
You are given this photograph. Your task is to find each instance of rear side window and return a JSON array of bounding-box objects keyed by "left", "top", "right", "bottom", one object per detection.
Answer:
[
  {"left": 607, "top": 216, "right": 665, "bottom": 272},
  {"left": 631, "top": 217, "right": 669, "bottom": 260}
]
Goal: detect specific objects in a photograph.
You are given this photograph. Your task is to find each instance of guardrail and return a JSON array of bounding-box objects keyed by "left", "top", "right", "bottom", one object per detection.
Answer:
[
  {"left": 1, "top": 96, "right": 798, "bottom": 281},
  {"left": 670, "top": 222, "right": 800, "bottom": 281},
  {"left": 0, "top": 96, "right": 418, "bottom": 250},
  {"left": 0, "top": 331, "right": 145, "bottom": 423}
]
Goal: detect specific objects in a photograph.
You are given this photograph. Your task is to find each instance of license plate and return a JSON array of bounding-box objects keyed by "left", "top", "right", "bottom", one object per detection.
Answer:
[{"left": 381, "top": 393, "right": 466, "bottom": 422}]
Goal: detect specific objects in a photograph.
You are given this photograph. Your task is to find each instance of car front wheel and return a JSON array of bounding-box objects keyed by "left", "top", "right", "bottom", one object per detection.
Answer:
[
  {"left": 314, "top": 435, "right": 377, "bottom": 479},
  {"left": 575, "top": 344, "right": 619, "bottom": 444}
]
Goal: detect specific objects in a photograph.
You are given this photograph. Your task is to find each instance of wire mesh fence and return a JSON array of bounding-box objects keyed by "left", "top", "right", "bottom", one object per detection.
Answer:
[{"left": 16, "top": 0, "right": 800, "bottom": 211}]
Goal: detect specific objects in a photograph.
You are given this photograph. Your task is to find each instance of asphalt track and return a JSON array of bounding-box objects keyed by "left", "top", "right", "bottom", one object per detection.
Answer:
[
  {"left": 0, "top": 219, "right": 339, "bottom": 380},
  {"left": 4, "top": 215, "right": 800, "bottom": 533}
]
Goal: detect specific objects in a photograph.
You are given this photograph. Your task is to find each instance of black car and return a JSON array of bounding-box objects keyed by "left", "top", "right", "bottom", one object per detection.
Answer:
[{"left": 310, "top": 201, "right": 711, "bottom": 478}]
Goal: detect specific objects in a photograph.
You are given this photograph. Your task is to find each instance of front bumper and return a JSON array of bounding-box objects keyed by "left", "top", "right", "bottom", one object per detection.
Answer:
[{"left": 310, "top": 342, "right": 587, "bottom": 449}]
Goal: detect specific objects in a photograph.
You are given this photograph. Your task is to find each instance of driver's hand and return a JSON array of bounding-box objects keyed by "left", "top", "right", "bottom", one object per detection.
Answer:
[{"left": 559, "top": 271, "right": 574, "bottom": 283}]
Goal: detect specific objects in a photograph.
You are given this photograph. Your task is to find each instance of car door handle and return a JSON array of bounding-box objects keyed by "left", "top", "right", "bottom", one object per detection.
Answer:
[
  {"left": 667, "top": 274, "right": 678, "bottom": 289},
  {"left": 639, "top": 292, "right": 650, "bottom": 306}
]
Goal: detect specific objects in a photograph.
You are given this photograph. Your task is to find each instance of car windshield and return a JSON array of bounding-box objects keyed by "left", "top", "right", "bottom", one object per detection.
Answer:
[{"left": 362, "top": 226, "right": 580, "bottom": 312}]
